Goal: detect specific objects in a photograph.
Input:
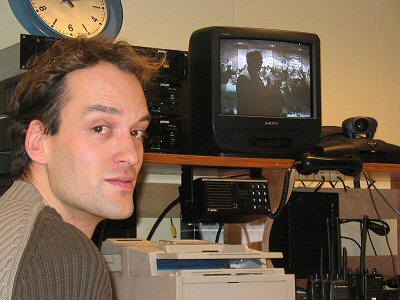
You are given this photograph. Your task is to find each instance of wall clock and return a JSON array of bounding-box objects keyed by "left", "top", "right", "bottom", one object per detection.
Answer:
[{"left": 8, "top": 0, "right": 123, "bottom": 39}]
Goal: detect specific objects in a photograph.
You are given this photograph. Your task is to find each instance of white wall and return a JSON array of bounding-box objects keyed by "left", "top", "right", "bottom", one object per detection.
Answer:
[{"left": 1, "top": 0, "right": 400, "bottom": 145}]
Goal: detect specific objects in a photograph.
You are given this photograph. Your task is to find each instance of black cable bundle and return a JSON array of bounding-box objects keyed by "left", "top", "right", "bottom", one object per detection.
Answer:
[{"left": 266, "top": 168, "right": 292, "bottom": 220}]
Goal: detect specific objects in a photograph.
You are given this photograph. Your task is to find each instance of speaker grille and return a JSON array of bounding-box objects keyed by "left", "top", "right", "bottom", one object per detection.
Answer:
[{"left": 203, "top": 182, "right": 233, "bottom": 209}]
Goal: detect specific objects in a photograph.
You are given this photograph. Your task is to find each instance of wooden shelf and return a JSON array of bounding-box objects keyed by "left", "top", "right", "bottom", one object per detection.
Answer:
[
  {"left": 143, "top": 152, "right": 400, "bottom": 173},
  {"left": 143, "top": 153, "right": 293, "bottom": 169}
]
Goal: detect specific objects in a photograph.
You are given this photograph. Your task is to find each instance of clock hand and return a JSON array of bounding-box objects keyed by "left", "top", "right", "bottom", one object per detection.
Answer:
[{"left": 62, "top": 0, "right": 75, "bottom": 8}]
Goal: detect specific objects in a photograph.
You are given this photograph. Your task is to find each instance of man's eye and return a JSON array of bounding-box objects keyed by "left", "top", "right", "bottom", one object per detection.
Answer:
[
  {"left": 131, "top": 130, "right": 147, "bottom": 140},
  {"left": 92, "top": 125, "right": 109, "bottom": 134}
]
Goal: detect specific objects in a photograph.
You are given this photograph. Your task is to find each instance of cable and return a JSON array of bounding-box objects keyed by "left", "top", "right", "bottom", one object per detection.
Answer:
[
  {"left": 266, "top": 167, "right": 293, "bottom": 219},
  {"left": 215, "top": 223, "right": 224, "bottom": 243},
  {"left": 360, "top": 215, "right": 368, "bottom": 296},
  {"left": 341, "top": 236, "right": 361, "bottom": 250},
  {"left": 313, "top": 176, "right": 325, "bottom": 192},
  {"left": 241, "top": 224, "right": 252, "bottom": 245},
  {"left": 340, "top": 218, "right": 389, "bottom": 265},
  {"left": 337, "top": 176, "right": 349, "bottom": 191},
  {"left": 353, "top": 177, "right": 361, "bottom": 189},
  {"left": 147, "top": 197, "right": 180, "bottom": 241},
  {"left": 367, "top": 229, "right": 378, "bottom": 256},
  {"left": 294, "top": 179, "right": 314, "bottom": 190},
  {"left": 362, "top": 170, "right": 400, "bottom": 217},
  {"left": 340, "top": 219, "right": 390, "bottom": 236},
  {"left": 170, "top": 218, "right": 177, "bottom": 238},
  {"left": 363, "top": 170, "right": 398, "bottom": 278},
  {"left": 222, "top": 172, "right": 251, "bottom": 179}
]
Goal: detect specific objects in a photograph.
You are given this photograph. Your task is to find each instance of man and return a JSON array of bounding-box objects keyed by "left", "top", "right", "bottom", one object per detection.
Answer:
[
  {"left": 236, "top": 49, "right": 266, "bottom": 115},
  {"left": 0, "top": 37, "right": 158, "bottom": 299},
  {"left": 236, "top": 49, "right": 284, "bottom": 116}
]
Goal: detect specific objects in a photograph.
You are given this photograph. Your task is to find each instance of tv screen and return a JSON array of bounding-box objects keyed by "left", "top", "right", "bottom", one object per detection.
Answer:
[
  {"left": 220, "top": 39, "right": 312, "bottom": 118},
  {"left": 187, "top": 26, "right": 321, "bottom": 158}
]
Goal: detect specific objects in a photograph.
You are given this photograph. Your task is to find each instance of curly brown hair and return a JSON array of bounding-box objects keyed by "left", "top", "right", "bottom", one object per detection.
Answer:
[{"left": 9, "top": 36, "right": 160, "bottom": 179}]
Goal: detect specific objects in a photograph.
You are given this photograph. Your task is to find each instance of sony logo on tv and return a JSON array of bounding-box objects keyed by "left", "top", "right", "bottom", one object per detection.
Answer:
[{"left": 264, "top": 121, "right": 278, "bottom": 126}]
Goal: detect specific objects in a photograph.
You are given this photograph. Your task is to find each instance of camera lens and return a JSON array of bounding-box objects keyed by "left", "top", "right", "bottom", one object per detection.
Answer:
[{"left": 354, "top": 118, "right": 369, "bottom": 133}]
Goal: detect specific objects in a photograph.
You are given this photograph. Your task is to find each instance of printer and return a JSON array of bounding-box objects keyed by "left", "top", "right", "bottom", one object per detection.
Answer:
[{"left": 101, "top": 238, "right": 295, "bottom": 300}]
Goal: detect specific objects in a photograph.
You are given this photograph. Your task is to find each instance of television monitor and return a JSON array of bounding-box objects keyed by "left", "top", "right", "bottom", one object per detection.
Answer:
[{"left": 187, "top": 26, "right": 321, "bottom": 158}]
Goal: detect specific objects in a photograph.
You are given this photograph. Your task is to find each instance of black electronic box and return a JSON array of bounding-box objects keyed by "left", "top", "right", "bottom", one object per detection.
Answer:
[{"left": 1, "top": 34, "right": 189, "bottom": 154}]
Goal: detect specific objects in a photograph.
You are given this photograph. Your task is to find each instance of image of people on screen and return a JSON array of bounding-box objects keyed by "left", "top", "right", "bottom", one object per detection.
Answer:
[
  {"left": 236, "top": 49, "right": 285, "bottom": 116},
  {"left": 220, "top": 40, "right": 311, "bottom": 118}
]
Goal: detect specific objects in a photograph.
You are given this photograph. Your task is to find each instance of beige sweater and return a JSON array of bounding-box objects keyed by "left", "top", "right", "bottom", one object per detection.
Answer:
[{"left": 0, "top": 180, "right": 112, "bottom": 299}]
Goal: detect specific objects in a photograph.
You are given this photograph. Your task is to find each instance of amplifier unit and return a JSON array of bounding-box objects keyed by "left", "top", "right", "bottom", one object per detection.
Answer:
[
  {"left": 181, "top": 177, "right": 270, "bottom": 223},
  {"left": 134, "top": 46, "right": 188, "bottom": 154},
  {"left": 17, "top": 35, "right": 189, "bottom": 155},
  {"left": 146, "top": 83, "right": 183, "bottom": 116},
  {"left": 144, "top": 117, "right": 180, "bottom": 153}
]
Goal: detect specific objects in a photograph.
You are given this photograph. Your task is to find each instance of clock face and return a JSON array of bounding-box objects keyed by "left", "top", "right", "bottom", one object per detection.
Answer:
[
  {"left": 9, "top": 0, "right": 123, "bottom": 39},
  {"left": 30, "top": 0, "right": 109, "bottom": 38}
]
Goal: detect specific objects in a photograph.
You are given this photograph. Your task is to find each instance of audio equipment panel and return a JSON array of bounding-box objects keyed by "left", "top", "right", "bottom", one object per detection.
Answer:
[
  {"left": 180, "top": 177, "right": 271, "bottom": 223},
  {"left": 134, "top": 46, "right": 188, "bottom": 154},
  {"left": 18, "top": 34, "right": 189, "bottom": 154},
  {"left": 144, "top": 117, "right": 180, "bottom": 152}
]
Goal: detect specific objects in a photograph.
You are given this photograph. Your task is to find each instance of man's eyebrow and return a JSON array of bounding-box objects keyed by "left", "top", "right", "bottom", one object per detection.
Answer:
[
  {"left": 83, "top": 104, "right": 122, "bottom": 116},
  {"left": 140, "top": 113, "right": 152, "bottom": 122},
  {"left": 83, "top": 104, "right": 151, "bottom": 123}
]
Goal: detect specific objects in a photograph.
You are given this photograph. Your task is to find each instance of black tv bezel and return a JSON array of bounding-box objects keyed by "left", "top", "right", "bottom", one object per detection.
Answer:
[
  {"left": 213, "top": 26, "right": 321, "bottom": 124},
  {"left": 188, "top": 26, "right": 321, "bottom": 158}
]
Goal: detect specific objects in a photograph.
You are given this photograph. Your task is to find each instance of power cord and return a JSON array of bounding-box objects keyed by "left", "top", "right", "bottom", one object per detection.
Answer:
[
  {"left": 340, "top": 218, "right": 390, "bottom": 237},
  {"left": 147, "top": 197, "right": 180, "bottom": 241},
  {"left": 266, "top": 167, "right": 293, "bottom": 219},
  {"left": 341, "top": 236, "right": 361, "bottom": 250},
  {"left": 362, "top": 170, "right": 400, "bottom": 217},
  {"left": 215, "top": 223, "right": 224, "bottom": 243},
  {"left": 362, "top": 169, "right": 398, "bottom": 286},
  {"left": 313, "top": 175, "right": 325, "bottom": 192}
]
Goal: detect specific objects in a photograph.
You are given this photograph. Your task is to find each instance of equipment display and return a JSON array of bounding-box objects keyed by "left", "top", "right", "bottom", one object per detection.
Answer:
[
  {"left": 187, "top": 26, "right": 321, "bottom": 158},
  {"left": 101, "top": 238, "right": 295, "bottom": 300},
  {"left": 181, "top": 177, "right": 271, "bottom": 223}
]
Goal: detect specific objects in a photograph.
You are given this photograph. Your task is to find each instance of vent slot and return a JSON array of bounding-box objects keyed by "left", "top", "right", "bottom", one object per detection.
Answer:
[{"left": 204, "top": 182, "right": 233, "bottom": 209}]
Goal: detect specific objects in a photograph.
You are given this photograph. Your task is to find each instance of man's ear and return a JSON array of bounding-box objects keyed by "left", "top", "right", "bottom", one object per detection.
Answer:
[{"left": 25, "top": 120, "right": 48, "bottom": 165}]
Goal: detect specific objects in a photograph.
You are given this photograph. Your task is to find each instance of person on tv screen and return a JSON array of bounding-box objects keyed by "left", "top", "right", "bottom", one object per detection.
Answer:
[
  {"left": 236, "top": 49, "right": 285, "bottom": 116},
  {"left": 0, "top": 37, "right": 159, "bottom": 299}
]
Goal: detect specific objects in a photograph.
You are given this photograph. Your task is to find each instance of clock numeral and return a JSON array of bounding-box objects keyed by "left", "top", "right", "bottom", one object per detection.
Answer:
[
  {"left": 92, "top": 16, "right": 98, "bottom": 22},
  {"left": 68, "top": 24, "right": 74, "bottom": 32},
  {"left": 38, "top": 6, "right": 47, "bottom": 11}
]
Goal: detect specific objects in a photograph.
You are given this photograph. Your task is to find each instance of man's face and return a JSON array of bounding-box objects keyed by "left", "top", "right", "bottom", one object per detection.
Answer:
[
  {"left": 247, "top": 53, "right": 263, "bottom": 75},
  {"left": 44, "top": 62, "right": 150, "bottom": 222}
]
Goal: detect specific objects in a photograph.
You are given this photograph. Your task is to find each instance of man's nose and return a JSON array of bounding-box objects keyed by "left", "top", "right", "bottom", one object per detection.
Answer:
[{"left": 114, "top": 134, "right": 142, "bottom": 166}]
